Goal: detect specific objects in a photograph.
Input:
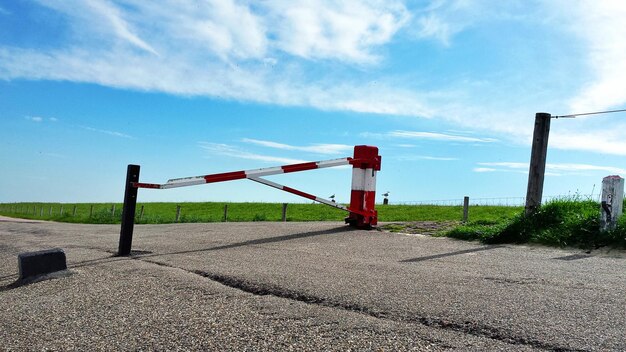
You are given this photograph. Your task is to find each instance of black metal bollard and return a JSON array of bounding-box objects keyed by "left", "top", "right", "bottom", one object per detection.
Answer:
[{"left": 118, "top": 165, "right": 140, "bottom": 256}]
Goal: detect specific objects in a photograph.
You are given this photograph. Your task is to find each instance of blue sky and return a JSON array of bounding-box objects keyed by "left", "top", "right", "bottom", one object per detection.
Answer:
[{"left": 1, "top": 0, "right": 626, "bottom": 204}]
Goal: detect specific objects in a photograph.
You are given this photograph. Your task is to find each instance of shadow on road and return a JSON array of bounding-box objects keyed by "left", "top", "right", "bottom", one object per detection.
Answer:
[
  {"left": 400, "top": 245, "right": 505, "bottom": 263},
  {"left": 135, "top": 225, "right": 354, "bottom": 259}
]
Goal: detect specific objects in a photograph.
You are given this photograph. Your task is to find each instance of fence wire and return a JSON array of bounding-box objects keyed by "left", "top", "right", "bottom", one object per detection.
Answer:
[{"left": 390, "top": 194, "right": 603, "bottom": 206}]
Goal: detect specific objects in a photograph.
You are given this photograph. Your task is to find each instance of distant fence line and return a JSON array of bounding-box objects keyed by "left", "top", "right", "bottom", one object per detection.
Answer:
[
  {"left": 0, "top": 203, "right": 287, "bottom": 223},
  {"left": 0, "top": 195, "right": 619, "bottom": 223},
  {"left": 390, "top": 194, "right": 603, "bottom": 206}
]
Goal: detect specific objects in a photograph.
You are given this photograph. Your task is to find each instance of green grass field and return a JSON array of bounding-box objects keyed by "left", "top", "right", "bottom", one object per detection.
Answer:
[{"left": 0, "top": 202, "right": 522, "bottom": 224}]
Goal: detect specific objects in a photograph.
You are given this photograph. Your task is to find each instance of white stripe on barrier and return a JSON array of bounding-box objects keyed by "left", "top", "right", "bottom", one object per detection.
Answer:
[{"left": 364, "top": 168, "right": 377, "bottom": 192}]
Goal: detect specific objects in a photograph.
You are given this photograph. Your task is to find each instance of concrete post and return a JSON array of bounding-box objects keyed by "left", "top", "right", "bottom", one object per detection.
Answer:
[
  {"left": 525, "top": 113, "right": 551, "bottom": 215},
  {"left": 600, "top": 175, "right": 624, "bottom": 231}
]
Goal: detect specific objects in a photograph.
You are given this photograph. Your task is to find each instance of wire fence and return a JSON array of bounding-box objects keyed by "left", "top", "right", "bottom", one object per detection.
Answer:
[{"left": 390, "top": 194, "right": 604, "bottom": 207}]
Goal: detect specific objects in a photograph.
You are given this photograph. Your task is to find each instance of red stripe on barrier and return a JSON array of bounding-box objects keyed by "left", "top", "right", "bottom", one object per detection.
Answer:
[
  {"left": 282, "top": 162, "right": 318, "bottom": 174},
  {"left": 133, "top": 182, "right": 161, "bottom": 189},
  {"left": 204, "top": 171, "right": 247, "bottom": 183},
  {"left": 283, "top": 186, "right": 317, "bottom": 201}
]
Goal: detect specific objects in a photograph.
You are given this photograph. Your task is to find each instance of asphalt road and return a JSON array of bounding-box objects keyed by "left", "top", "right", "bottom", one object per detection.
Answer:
[{"left": 1, "top": 217, "right": 625, "bottom": 351}]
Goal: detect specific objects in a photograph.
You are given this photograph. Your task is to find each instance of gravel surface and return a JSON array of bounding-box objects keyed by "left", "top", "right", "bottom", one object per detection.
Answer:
[{"left": 1, "top": 217, "right": 625, "bottom": 351}]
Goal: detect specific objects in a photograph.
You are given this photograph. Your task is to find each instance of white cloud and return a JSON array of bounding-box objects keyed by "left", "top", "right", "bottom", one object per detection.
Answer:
[
  {"left": 35, "top": 0, "right": 158, "bottom": 55},
  {"left": 473, "top": 167, "right": 497, "bottom": 173},
  {"left": 389, "top": 130, "right": 498, "bottom": 143},
  {"left": 25, "top": 115, "right": 59, "bottom": 123},
  {"left": 409, "top": 0, "right": 530, "bottom": 45},
  {"left": 268, "top": 0, "right": 410, "bottom": 64},
  {"left": 25, "top": 116, "right": 44, "bottom": 122},
  {"left": 397, "top": 155, "right": 458, "bottom": 161},
  {"left": 4, "top": 0, "right": 626, "bottom": 159},
  {"left": 242, "top": 138, "right": 352, "bottom": 155},
  {"left": 557, "top": 1, "right": 626, "bottom": 113},
  {"left": 549, "top": 129, "right": 626, "bottom": 156},
  {"left": 82, "top": 126, "right": 133, "bottom": 139},
  {"left": 198, "top": 142, "right": 307, "bottom": 164},
  {"left": 477, "top": 162, "right": 626, "bottom": 176}
]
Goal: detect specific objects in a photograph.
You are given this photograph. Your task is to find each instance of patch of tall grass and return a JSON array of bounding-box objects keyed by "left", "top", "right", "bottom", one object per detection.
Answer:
[{"left": 446, "top": 197, "right": 626, "bottom": 249}]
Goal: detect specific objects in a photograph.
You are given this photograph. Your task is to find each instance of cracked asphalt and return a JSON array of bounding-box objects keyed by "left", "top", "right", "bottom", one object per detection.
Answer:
[{"left": 1, "top": 217, "right": 625, "bottom": 351}]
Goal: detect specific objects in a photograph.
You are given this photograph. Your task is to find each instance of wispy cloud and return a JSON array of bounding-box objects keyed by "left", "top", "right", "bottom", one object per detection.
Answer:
[
  {"left": 476, "top": 162, "right": 626, "bottom": 176},
  {"left": 242, "top": 138, "right": 352, "bottom": 155},
  {"left": 389, "top": 130, "right": 498, "bottom": 143},
  {"left": 25, "top": 115, "right": 58, "bottom": 123},
  {"left": 397, "top": 155, "right": 458, "bottom": 161},
  {"left": 473, "top": 167, "right": 497, "bottom": 173},
  {"left": 25, "top": 116, "right": 43, "bottom": 122},
  {"left": 269, "top": 1, "right": 410, "bottom": 64},
  {"left": 82, "top": 126, "right": 133, "bottom": 139},
  {"left": 198, "top": 142, "right": 306, "bottom": 164},
  {"left": 3, "top": 1, "right": 626, "bottom": 157},
  {"left": 0, "top": 5, "right": 10, "bottom": 15},
  {"left": 556, "top": 1, "right": 626, "bottom": 113}
]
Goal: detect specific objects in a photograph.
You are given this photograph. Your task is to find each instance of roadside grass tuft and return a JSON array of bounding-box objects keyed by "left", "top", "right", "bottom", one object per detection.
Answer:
[{"left": 446, "top": 197, "right": 626, "bottom": 249}]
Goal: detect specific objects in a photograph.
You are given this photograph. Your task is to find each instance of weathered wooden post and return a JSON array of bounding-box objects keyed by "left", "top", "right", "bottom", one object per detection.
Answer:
[
  {"left": 175, "top": 205, "right": 181, "bottom": 222},
  {"left": 600, "top": 175, "right": 624, "bottom": 231},
  {"left": 72, "top": 205, "right": 77, "bottom": 216},
  {"left": 89, "top": 205, "right": 94, "bottom": 218},
  {"left": 111, "top": 204, "right": 116, "bottom": 217},
  {"left": 282, "top": 203, "right": 288, "bottom": 222},
  {"left": 525, "top": 112, "right": 551, "bottom": 215},
  {"left": 139, "top": 205, "right": 145, "bottom": 221},
  {"left": 463, "top": 196, "right": 470, "bottom": 222},
  {"left": 223, "top": 204, "right": 228, "bottom": 222},
  {"left": 118, "top": 164, "right": 140, "bottom": 256}
]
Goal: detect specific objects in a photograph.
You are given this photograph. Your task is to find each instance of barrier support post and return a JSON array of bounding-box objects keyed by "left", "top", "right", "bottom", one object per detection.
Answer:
[
  {"left": 346, "top": 145, "right": 381, "bottom": 228},
  {"left": 525, "top": 112, "right": 551, "bottom": 215},
  {"left": 118, "top": 164, "right": 140, "bottom": 256}
]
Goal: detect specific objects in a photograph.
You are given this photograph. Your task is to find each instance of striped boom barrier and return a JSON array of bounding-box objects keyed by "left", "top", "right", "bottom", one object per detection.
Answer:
[
  {"left": 133, "top": 158, "right": 350, "bottom": 190},
  {"left": 118, "top": 145, "right": 381, "bottom": 255}
]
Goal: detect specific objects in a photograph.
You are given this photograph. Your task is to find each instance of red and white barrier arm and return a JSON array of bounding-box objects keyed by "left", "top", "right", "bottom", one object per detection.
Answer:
[
  {"left": 248, "top": 177, "right": 349, "bottom": 212},
  {"left": 133, "top": 157, "right": 351, "bottom": 189}
]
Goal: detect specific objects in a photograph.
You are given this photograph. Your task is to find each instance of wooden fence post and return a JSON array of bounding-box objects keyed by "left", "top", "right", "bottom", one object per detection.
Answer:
[
  {"left": 600, "top": 175, "right": 624, "bottom": 231},
  {"left": 223, "top": 204, "right": 228, "bottom": 222},
  {"left": 73, "top": 205, "right": 77, "bottom": 216},
  {"left": 463, "top": 196, "right": 469, "bottom": 222},
  {"left": 282, "top": 203, "right": 288, "bottom": 222},
  {"left": 89, "top": 205, "right": 94, "bottom": 218},
  {"left": 60, "top": 205, "right": 64, "bottom": 215},
  {"left": 525, "top": 112, "right": 551, "bottom": 215},
  {"left": 111, "top": 204, "right": 116, "bottom": 217},
  {"left": 139, "top": 205, "right": 144, "bottom": 221},
  {"left": 175, "top": 205, "right": 181, "bottom": 222}
]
